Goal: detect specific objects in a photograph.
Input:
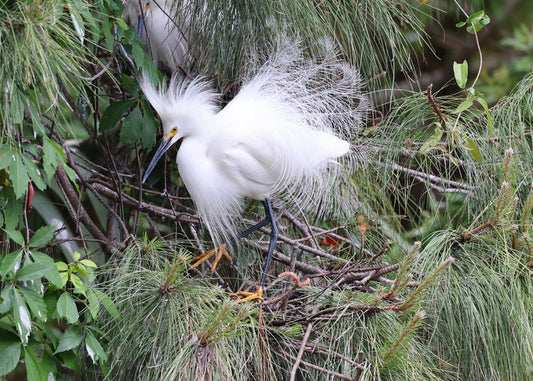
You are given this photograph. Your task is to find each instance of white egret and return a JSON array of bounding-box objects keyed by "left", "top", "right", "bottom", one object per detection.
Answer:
[
  {"left": 123, "top": 0, "right": 189, "bottom": 73},
  {"left": 141, "top": 41, "right": 369, "bottom": 301}
]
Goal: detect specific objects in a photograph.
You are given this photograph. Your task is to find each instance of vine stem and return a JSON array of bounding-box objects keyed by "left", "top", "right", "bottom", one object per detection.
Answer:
[{"left": 453, "top": 0, "right": 484, "bottom": 88}]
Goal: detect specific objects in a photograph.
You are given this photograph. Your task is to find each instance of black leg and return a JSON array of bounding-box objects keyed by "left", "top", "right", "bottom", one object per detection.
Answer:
[{"left": 260, "top": 198, "right": 278, "bottom": 288}]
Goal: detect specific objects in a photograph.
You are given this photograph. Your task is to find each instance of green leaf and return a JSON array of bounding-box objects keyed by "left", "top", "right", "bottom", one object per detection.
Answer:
[
  {"left": 453, "top": 60, "right": 468, "bottom": 89},
  {"left": 28, "top": 225, "right": 56, "bottom": 248},
  {"left": 4, "top": 229, "right": 24, "bottom": 246},
  {"left": 3, "top": 193, "right": 22, "bottom": 230},
  {"left": 20, "top": 155, "right": 46, "bottom": 192},
  {"left": 13, "top": 292, "right": 32, "bottom": 344},
  {"left": 16, "top": 262, "right": 54, "bottom": 282},
  {"left": 476, "top": 96, "right": 493, "bottom": 136},
  {"left": 87, "top": 289, "right": 100, "bottom": 319},
  {"left": 40, "top": 352, "right": 57, "bottom": 381},
  {"left": 453, "top": 93, "right": 474, "bottom": 114},
  {"left": 0, "top": 144, "right": 15, "bottom": 170},
  {"left": 57, "top": 350, "right": 80, "bottom": 373},
  {"left": 464, "top": 138, "right": 483, "bottom": 163},
  {"left": 54, "top": 325, "right": 83, "bottom": 354},
  {"left": 10, "top": 152, "right": 28, "bottom": 199},
  {"left": 72, "top": 251, "right": 81, "bottom": 262},
  {"left": 19, "top": 286, "right": 48, "bottom": 322},
  {"left": 93, "top": 288, "right": 120, "bottom": 319},
  {"left": 56, "top": 293, "right": 79, "bottom": 324},
  {"left": 0, "top": 286, "right": 15, "bottom": 314},
  {"left": 119, "top": 105, "right": 144, "bottom": 147},
  {"left": 141, "top": 98, "right": 158, "bottom": 149},
  {"left": 0, "top": 250, "right": 23, "bottom": 278},
  {"left": 100, "top": 99, "right": 136, "bottom": 132},
  {"left": 10, "top": 89, "right": 25, "bottom": 125},
  {"left": 85, "top": 331, "right": 107, "bottom": 364},
  {"left": 42, "top": 137, "right": 65, "bottom": 182},
  {"left": 56, "top": 261, "right": 68, "bottom": 272},
  {"left": 23, "top": 347, "right": 41, "bottom": 381},
  {"left": 30, "top": 251, "right": 63, "bottom": 288},
  {"left": 0, "top": 331, "right": 21, "bottom": 377},
  {"left": 25, "top": 100, "right": 45, "bottom": 136},
  {"left": 465, "top": 10, "right": 485, "bottom": 24},
  {"left": 418, "top": 126, "right": 443, "bottom": 156},
  {"left": 80, "top": 259, "right": 98, "bottom": 268},
  {"left": 70, "top": 274, "right": 86, "bottom": 296}
]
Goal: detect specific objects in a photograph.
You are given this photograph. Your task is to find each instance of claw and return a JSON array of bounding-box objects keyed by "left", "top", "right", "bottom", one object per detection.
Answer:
[
  {"left": 190, "top": 244, "right": 232, "bottom": 272},
  {"left": 230, "top": 286, "right": 263, "bottom": 303}
]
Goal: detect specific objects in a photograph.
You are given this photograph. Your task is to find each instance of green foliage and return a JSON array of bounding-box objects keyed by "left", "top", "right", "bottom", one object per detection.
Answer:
[{"left": 0, "top": 225, "right": 116, "bottom": 379}]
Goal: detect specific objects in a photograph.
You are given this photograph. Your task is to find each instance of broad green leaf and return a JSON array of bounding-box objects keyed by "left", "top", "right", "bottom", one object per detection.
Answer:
[
  {"left": 19, "top": 286, "right": 48, "bottom": 322},
  {"left": 464, "top": 138, "right": 483, "bottom": 163},
  {"left": 23, "top": 347, "right": 41, "bottom": 381},
  {"left": 85, "top": 331, "right": 107, "bottom": 364},
  {"left": 466, "top": 10, "right": 485, "bottom": 24},
  {"left": 0, "top": 250, "right": 23, "bottom": 278},
  {"left": 10, "top": 152, "right": 28, "bottom": 199},
  {"left": 70, "top": 274, "right": 86, "bottom": 296},
  {"left": 54, "top": 325, "right": 83, "bottom": 354},
  {"left": 453, "top": 93, "right": 474, "bottom": 114},
  {"left": 74, "top": 263, "right": 87, "bottom": 278},
  {"left": 119, "top": 105, "right": 144, "bottom": 147},
  {"left": 418, "top": 126, "right": 443, "bottom": 156},
  {"left": 0, "top": 286, "right": 15, "bottom": 314},
  {"left": 453, "top": 60, "right": 468, "bottom": 89},
  {"left": 0, "top": 144, "right": 15, "bottom": 170},
  {"left": 42, "top": 137, "right": 65, "bottom": 182},
  {"left": 100, "top": 99, "right": 136, "bottom": 132},
  {"left": 141, "top": 98, "right": 157, "bottom": 149},
  {"left": 72, "top": 251, "right": 81, "bottom": 262},
  {"left": 10, "top": 89, "right": 25, "bottom": 124},
  {"left": 4, "top": 229, "right": 24, "bottom": 246},
  {"left": 30, "top": 251, "right": 63, "bottom": 288},
  {"left": 56, "top": 261, "right": 68, "bottom": 272},
  {"left": 28, "top": 226, "right": 56, "bottom": 248},
  {"left": 3, "top": 193, "right": 22, "bottom": 230},
  {"left": 93, "top": 288, "right": 120, "bottom": 319},
  {"left": 0, "top": 331, "right": 21, "bottom": 377},
  {"left": 56, "top": 293, "right": 79, "bottom": 324},
  {"left": 13, "top": 292, "right": 32, "bottom": 344},
  {"left": 57, "top": 350, "right": 80, "bottom": 372},
  {"left": 80, "top": 259, "right": 98, "bottom": 268},
  {"left": 60, "top": 272, "right": 69, "bottom": 288},
  {"left": 26, "top": 100, "right": 46, "bottom": 136},
  {"left": 87, "top": 289, "right": 100, "bottom": 319},
  {"left": 20, "top": 155, "right": 46, "bottom": 191},
  {"left": 476, "top": 96, "right": 493, "bottom": 136},
  {"left": 16, "top": 262, "right": 54, "bottom": 282},
  {"left": 40, "top": 352, "right": 57, "bottom": 381}
]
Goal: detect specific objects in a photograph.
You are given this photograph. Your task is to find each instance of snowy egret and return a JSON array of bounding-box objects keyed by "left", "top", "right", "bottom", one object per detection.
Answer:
[
  {"left": 140, "top": 41, "right": 369, "bottom": 301},
  {"left": 123, "top": 0, "right": 189, "bottom": 73}
]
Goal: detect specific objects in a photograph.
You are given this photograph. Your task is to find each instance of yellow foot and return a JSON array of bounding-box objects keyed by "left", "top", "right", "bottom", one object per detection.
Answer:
[
  {"left": 230, "top": 286, "right": 263, "bottom": 303},
  {"left": 190, "top": 244, "right": 232, "bottom": 272}
]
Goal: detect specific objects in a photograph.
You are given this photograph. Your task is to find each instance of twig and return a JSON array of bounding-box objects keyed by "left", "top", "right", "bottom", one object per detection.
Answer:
[
  {"left": 281, "top": 349, "right": 357, "bottom": 381},
  {"left": 461, "top": 221, "right": 493, "bottom": 241},
  {"left": 55, "top": 164, "right": 114, "bottom": 256},
  {"left": 290, "top": 322, "right": 313, "bottom": 381}
]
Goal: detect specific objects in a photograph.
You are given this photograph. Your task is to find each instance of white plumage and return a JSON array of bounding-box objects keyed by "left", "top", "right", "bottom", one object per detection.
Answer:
[
  {"left": 123, "top": 0, "right": 190, "bottom": 72},
  {"left": 141, "top": 41, "right": 368, "bottom": 280}
]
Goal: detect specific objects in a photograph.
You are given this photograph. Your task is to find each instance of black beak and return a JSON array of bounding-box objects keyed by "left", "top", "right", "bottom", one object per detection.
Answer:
[{"left": 142, "top": 137, "right": 174, "bottom": 183}]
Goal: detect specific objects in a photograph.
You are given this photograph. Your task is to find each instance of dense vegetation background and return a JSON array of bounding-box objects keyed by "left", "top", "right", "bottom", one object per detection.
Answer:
[{"left": 1, "top": 0, "right": 532, "bottom": 379}]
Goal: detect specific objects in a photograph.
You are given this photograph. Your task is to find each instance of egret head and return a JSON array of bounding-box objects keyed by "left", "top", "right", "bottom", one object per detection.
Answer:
[
  {"left": 142, "top": 125, "right": 180, "bottom": 183},
  {"left": 139, "top": 75, "right": 219, "bottom": 183}
]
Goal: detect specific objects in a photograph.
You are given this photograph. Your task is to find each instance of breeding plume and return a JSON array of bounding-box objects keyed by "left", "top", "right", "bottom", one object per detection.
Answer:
[{"left": 141, "top": 41, "right": 369, "bottom": 301}]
